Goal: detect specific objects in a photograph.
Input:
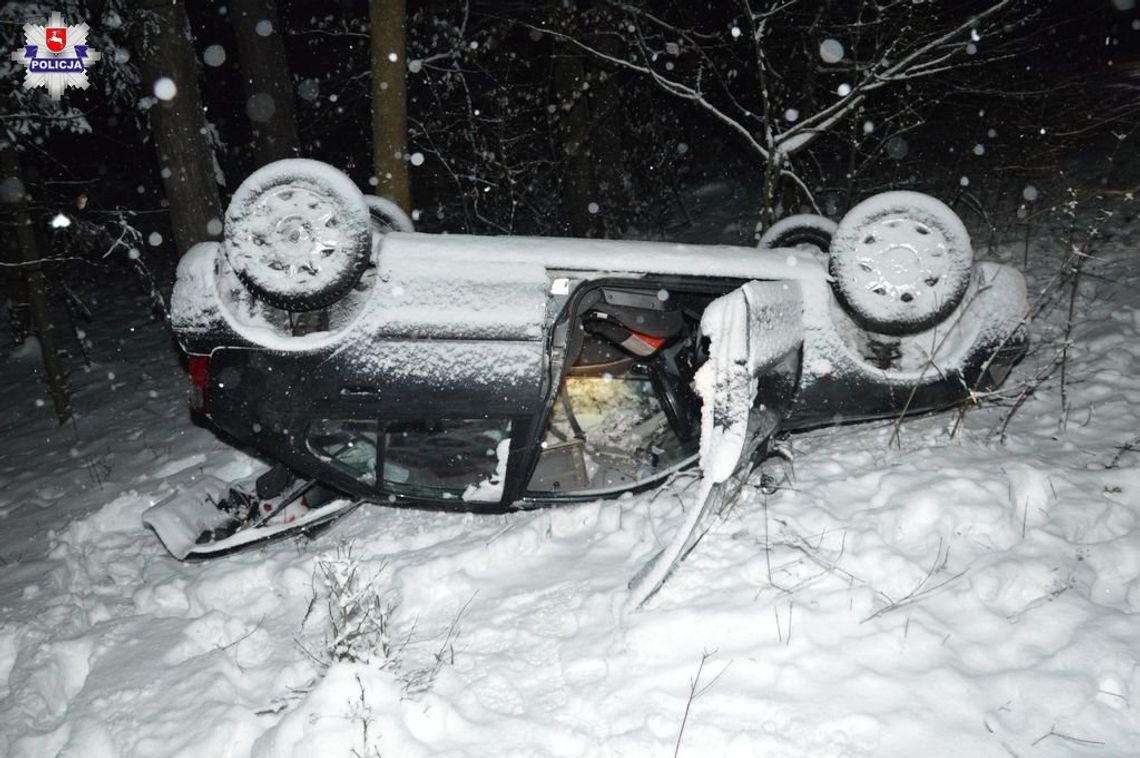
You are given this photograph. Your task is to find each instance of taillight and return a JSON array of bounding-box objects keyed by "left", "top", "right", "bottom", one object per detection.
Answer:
[
  {"left": 621, "top": 330, "right": 668, "bottom": 357},
  {"left": 188, "top": 354, "right": 210, "bottom": 415}
]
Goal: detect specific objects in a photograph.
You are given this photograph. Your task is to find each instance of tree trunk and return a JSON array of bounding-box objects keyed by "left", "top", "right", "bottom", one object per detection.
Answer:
[
  {"left": 369, "top": 0, "right": 411, "bottom": 212},
  {"left": 134, "top": 0, "right": 222, "bottom": 256},
  {"left": 552, "top": 41, "right": 602, "bottom": 238},
  {"left": 761, "top": 154, "right": 783, "bottom": 229},
  {"left": 1, "top": 148, "right": 71, "bottom": 423},
  {"left": 229, "top": 0, "right": 300, "bottom": 166}
]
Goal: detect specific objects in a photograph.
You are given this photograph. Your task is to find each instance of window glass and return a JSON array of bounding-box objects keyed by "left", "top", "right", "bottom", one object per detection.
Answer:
[
  {"left": 306, "top": 419, "right": 378, "bottom": 485},
  {"left": 382, "top": 419, "right": 511, "bottom": 500}
]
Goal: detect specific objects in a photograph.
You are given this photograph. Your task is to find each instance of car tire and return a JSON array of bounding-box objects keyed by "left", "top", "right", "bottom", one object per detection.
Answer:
[
  {"left": 759, "top": 213, "right": 837, "bottom": 254},
  {"left": 223, "top": 159, "right": 372, "bottom": 311},
  {"left": 829, "top": 191, "right": 973, "bottom": 335},
  {"left": 364, "top": 195, "right": 415, "bottom": 234}
]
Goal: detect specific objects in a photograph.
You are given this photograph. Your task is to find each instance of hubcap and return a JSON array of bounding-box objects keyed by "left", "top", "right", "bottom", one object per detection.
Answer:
[
  {"left": 852, "top": 217, "right": 948, "bottom": 303},
  {"left": 255, "top": 186, "right": 345, "bottom": 276}
]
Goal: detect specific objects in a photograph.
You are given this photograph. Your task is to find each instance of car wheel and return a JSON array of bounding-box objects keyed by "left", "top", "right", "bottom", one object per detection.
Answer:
[
  {"left": 759, "top": 213, "right": 837, "bottom": 254},
  {"left": 223, "top": 159, "right": 372, "bottom": 311},
  {"left": 829, "top": 191, "right": 973, "bottom": 335},
  {"left": 364, "top": 195, "right": 415, "bottom": 234}
]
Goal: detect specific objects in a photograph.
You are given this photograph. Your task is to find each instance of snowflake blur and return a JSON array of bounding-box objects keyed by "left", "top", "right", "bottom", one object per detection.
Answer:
[{"left": 9, "top": 10, "right": 101, "bottom": 100}]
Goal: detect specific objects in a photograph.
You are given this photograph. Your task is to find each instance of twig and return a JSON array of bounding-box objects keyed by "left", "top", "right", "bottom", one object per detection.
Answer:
[
  {"left": 218, "top": 619, "right": 263, "bottom": 652},
  {"left": 861, "top": 538, "right": 965, "bottom": 623},
  {"left": 1107, "top": 435, "right": 1140, "bottom": 469},
  {"left": 673, "top": 650, "right": 730, "bottom": 758},
  {"left": 401, "top": 593, "right": 476, "bottom": 695},
  {"left": 991, "top": 348, "right": 1065, "bottom": 444},
  {"left": 1029, "top": 723, "right": 1105, "bottom": 748}
]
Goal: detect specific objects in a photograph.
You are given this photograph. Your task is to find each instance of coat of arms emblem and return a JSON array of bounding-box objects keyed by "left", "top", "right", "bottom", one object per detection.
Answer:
[{"left": 10, "top": 11, "right": 100, "bottom": 100}]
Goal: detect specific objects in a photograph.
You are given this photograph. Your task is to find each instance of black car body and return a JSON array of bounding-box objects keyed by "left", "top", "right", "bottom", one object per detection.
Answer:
[{"left": 170, "top": 228, "right": 1027, "bottom": 514}]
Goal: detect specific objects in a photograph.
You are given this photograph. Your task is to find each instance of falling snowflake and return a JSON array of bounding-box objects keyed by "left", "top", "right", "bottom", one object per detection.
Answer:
[
  {"left": 153, "top": 77, "right": 177, "bottom": 101},
  {"left": 203, "top": 45, "right": 226, "bottom": 67},
  {"left": 820, "top": 38, "right": 844, "bottom": 64}
]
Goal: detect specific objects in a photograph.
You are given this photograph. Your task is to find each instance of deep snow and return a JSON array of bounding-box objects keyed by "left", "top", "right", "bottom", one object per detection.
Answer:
[{"left": 2, "top": 193, "right": 1140, "bottom": 757}]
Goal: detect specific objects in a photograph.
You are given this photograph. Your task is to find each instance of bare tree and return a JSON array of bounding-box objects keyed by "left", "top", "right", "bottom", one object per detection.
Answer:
[
  {"left": 229, "top": 0, "right": 301, "bottom": 166},
  {"left": 538, "top": 0, "right": 1036, "bottom": 225},
  {"left": 370, "top": 0, "right": 412, "bottom": 212},
  {"left": 133, "top": 0, "right": 222, "bottom": 254}
]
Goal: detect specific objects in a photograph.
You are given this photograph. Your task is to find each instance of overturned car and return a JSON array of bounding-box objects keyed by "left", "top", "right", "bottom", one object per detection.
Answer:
[{"left": 147, "top": 159, "right": 1027, "bottom": 587}]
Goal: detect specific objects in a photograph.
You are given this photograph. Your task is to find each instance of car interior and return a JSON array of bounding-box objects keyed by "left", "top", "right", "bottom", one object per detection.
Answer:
[{"left": 527, "top": 284, "right": 723, "bottom": 496}]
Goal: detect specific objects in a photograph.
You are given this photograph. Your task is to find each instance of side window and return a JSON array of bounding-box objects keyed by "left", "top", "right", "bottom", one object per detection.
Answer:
[
  {"left": 306, "top": 419, "right": 379, "bottom": 485},
  {"left": 381, "top": 419, "right": 511, "bottom": 501}
]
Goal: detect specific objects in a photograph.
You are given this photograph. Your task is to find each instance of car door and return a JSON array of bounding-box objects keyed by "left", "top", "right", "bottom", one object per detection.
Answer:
[
  {"left": 694, "top": 280, "right": 804, "bottom": 485},
  {"left": 627, "top": 279, "right": 804, "bottom": 608}
]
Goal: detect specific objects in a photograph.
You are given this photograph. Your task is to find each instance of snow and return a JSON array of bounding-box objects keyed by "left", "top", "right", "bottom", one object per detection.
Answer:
[
  {"left": 202, "top": 45, "right": 225, "bottom": 67},
  {"left": 170, "top": 242, "right": 226, "bottom": 336},
  {"left": 5, "top": 191, "right": 1140, "bottom": 756},
  {"left": 758, "top": 213, "right": 837, "bottom": 252},
  {"left": 297, "top": 79, "right": 320, "bottom": 101},
  {"left": 152, "top": 77, "right": 176, "bottom": 101},
  {"left": 887, "top": 136, "right": 909, "bottom": 160},
  {"left": 380, "top": 232, "right": 828, "bottom": 283},
  {"left": 368, "top": 249, "right": 548, "bottom": 341},
  {"left": 819, "top": 38, "right": 845, "bottom": 64},
  {"left": 7, "top": 335, "right": 42, "bottom": 361},
  {"left": 462, "top": 438, "right": 510, "bottom": 503},
  {"left": 364, "top": 194, "right": 414, "bottom": 233},
  {"left": 172, "top": 229, "right": 825, "bottom": 357}
]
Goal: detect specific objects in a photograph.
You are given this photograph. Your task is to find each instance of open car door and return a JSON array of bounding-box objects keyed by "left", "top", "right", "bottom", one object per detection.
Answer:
[{"left": 627, "top": 280, "right": 803, "bottom": 608}]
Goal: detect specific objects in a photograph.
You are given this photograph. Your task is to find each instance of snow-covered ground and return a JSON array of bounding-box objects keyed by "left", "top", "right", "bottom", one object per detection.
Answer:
[{"left": 2, "top": 196, "right": 1140, "bottom": 757}]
